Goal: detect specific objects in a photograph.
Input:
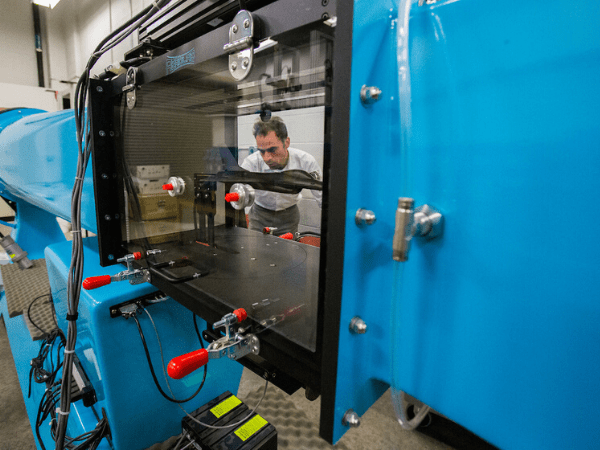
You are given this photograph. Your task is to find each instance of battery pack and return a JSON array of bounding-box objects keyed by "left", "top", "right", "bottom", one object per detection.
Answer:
[{"left": 183, "top": 391, "right": 277, "bottom": 450}]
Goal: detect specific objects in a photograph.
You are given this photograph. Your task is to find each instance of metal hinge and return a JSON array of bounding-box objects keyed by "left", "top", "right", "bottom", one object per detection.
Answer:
[
  {"left": 122, "top": 67, "right": 138, "bottom": 110},
  {"left": 224, "top": 10, "right": 255, "bottom": 81}
]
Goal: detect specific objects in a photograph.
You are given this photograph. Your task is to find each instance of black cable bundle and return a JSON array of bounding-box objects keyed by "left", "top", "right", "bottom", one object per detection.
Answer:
[
  {"left": 28, "top": 328, "right": 65, "bottom": 397},
  {"left": 57, "top": 2, "right": 173, "bottom": 449}
]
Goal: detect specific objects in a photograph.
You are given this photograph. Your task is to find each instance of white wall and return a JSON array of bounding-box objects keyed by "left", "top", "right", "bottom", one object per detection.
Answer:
[
  {"left": 0, "top": 83, "right": 60, "bottom": 112},
  {"left": 0, "top": 0, "right": 40, "bottom": 87},
  {"left": 0, "top": 0, "right": 155, "bottom": 102}
]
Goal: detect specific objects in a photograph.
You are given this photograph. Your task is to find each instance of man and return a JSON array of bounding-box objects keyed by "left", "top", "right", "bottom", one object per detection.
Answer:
[{"left": 241, "top": 116, "right": 322, "bottom": 236}]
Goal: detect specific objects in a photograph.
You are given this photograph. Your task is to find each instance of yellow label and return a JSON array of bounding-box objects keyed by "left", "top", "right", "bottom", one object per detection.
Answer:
[
  {"left": 234, "top": 415, "right": 268, "bottom": 442},
  {"left": 210, "top": 395, "right": 242, "bottom": 418},
  {"left": 9, "top": 254, "right": 15, "bottom": 258}
]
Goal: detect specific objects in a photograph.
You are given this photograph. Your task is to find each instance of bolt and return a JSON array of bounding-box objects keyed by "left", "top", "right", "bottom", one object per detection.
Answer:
[
  {"left": 321, "top": 0, "right": 329, "bottom": 5},
  {"left": 104, "top": 215, "right": 111, "bottom": 221},
  {"left": 111, "top": 309, "right": 117, "bottom": 315},
  {"left": 243, "top": 19, "right": 250, "bottom": 28},
  {"left": 322, "top": 12, "right": 330, "bottom": 20},
  {"left": 232, "top": 24, "right": 238, "bottom": 33},
  {"left": 109, "top": 131, "right": 115, "bottom": 137},
  {"left": 231, "top": 62, "right": 238, "bottom": 71},
  {"left": 251, "top": 257, "right": 256, "bottom": 261},
  {"left": 242, "top": 58, "right": 249, "bottom": 69},
  {"left": 102, "top": 173, "right": 109, "bottom": 180},
  {"left": 108, "top": 254, "right": 114, "bottom": 260},
  {"left": 99, "top": 130, "right": 106, "bottom": 137},
  {"left": 355, "top": 209, "right": 377, "bottom": 226},
  {"left": 96, "top": 86, "right": 104, "bottom": 93},
  {"left": 270, "top": 264, "right": 276, "bottom": 267},
  {"left": 349, "top": 316, "right": 368, "bottom": 334},
  {"left": 342, "top": 409, "right": 361, "bottom": 427}
]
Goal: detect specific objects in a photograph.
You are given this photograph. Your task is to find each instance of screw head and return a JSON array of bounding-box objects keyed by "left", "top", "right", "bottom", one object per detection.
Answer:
[
  {"left": 243, "top": 19, "right": 250, "bottom": 28},
  {"left": 99, "top": 130, "right": 106, "bottom": 137},
  {"left": 349, "top": 316, "right": 368, "bottom": 334},
  {"left": 231, "top": 62, "right": 238, "bottom": 71},
  {"left": 242, "top": 58, "right": 249, "bottom": 69},
  {"left": 232, "top": 24, "right": 238, "bottom": 33},
  {"left": 102, "top": 173, "right": 109, "bottom": 180},
  {"left": 104, "top": 214, "right": 111, "bottom": 221},
  {"left": 342, "top": 409, "right": 360, "bottom": 427},
  {"left": 96, "top": 86, "right": 104, "bottom": 93}
]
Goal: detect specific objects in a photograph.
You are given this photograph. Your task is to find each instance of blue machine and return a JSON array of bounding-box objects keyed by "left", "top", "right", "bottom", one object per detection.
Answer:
[{"left": 1, "top": 0, "right": 600, "bottom": 449}]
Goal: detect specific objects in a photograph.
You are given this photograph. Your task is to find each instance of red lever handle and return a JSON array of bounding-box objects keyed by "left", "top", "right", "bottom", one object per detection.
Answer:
[
  {"left": 233, "top": 308, "right": 247, "bottom": 323},
  {"left": 162, "top": 183, "right": 174, "bottom": 190},
  {"left": 82, "top": 275, "right": 112, "bottom": 290},
  {"left": 280, "top": 233, "right": 294, "bottom": 240},
  {"left": 168, "top": 348, "right": 209, "bottom": 379},
  {"left": 133, "top": 252, "right": 142, "bottom": 260},
  {"left": 225, "top": 192, "right": 240, "bottom": 202}
]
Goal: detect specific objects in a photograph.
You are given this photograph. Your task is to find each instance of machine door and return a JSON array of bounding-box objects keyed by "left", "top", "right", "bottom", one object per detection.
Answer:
[
  {"left": 90, "top": 0, "right": 337, "bottom": 398},
  {"left": 329, "top": 0, "right": 600, "bottom": 448}
]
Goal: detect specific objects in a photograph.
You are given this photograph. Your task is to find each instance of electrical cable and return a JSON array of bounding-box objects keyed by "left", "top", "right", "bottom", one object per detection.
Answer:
[
  {"left": 144, "top": 308, "right": 269, "bottom": 430},
  {"left": 26, "top": 293, "right": 55, "bottom": 335},
  {"left": 133, "top": 312, "right": 206, "bottom": 404},
  {"left": 57, "top": 2, "right": 172, "bottom": 448}
]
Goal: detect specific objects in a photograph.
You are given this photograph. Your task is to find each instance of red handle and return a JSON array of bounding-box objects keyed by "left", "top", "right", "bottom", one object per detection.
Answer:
[
  {"left": 82, "top": 275, "right": 112, "bottom": 290},
  {"left": 233, "top": 308, "right": 247, "bottom": 323},
  {"left": 168, "top": 348, "right": 209, "bottom": 379},
  {"left": 225, "top": 192, "right": 240, "bottom": 202},
  {"left": 133, "top": 252, "right": 142, "bottom": 260},
  {"left": 162, "top": 183, "right": 174, "bottom": 191},
  {"left": 280, "top": 233, "right": 294, "bottom": 240}
]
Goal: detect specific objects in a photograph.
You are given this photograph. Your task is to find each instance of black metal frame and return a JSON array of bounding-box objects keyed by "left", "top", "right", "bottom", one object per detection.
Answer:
[{"left": 90, "top": 0, "right": 350, "bottom": 443}]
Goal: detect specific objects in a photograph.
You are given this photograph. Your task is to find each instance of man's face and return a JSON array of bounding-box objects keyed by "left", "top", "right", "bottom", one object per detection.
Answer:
[{"left": 255, "top": 131, "right": 290, "bottom": 170}]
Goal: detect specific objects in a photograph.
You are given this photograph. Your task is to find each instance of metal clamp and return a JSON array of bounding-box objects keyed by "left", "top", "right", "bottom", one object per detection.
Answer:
[
  {"left": 122, "top": 67, "right": 138, "bottom": 110},
  {"left": 225, "top": 10, "right": 255, "bottom": 81},
  {"left": 207, "top": 309, "right": 259, "bottom": 361}
]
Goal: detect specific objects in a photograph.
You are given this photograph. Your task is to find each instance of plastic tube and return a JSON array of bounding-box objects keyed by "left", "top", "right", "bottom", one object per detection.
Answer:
[{"left": 390, "top": 0, "right": 431, "bottom": 430}]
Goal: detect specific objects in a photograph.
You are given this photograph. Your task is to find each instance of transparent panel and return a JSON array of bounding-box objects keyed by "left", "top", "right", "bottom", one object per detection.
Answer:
[{"left": 115, "top": 23, "right": 333, "bottom": 352}]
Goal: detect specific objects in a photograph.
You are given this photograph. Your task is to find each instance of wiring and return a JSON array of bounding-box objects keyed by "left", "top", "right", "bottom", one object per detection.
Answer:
[
  {"left": 144, "top": 308, "right": 269, "bottom": 431},
  {"left": 132, "top": 311, "right": 206, "bottom": 404},
  {"left": 58, "top": 1, "right": 173, "bottom": 448},
  {"left": 26, "top": 293, "right": 56, "bottom": 335}
]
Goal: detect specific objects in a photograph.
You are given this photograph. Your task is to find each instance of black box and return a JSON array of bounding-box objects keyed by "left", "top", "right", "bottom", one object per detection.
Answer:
[{"left": 183, "top": 391, "right": 277, "bottom": 450}]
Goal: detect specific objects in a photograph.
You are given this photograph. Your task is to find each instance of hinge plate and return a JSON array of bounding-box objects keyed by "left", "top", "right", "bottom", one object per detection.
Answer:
[{"left": 224, "top": 10, "right": 254, "bottom": 81}]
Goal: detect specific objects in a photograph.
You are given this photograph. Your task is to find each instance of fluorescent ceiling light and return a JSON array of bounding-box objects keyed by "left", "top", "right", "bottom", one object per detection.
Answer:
[{"left": 32, "top": 0, "right": 62, "bottom": 9}]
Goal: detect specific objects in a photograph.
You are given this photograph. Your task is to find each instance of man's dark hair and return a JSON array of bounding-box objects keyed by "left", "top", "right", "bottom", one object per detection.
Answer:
[{"left": 252, "top": 116, "right": 288, "bottom": 143}]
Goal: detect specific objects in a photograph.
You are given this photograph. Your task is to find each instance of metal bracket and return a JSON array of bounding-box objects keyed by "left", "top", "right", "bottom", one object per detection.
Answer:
[
  {"left": 122, "top": 67, "right": 139, "bottom": 110},
  {"left": 392, "top": 199, "right": 443, "bottom": 262},
  {"left": 224, "top": 10, "right": 255, "bottom": 81}
]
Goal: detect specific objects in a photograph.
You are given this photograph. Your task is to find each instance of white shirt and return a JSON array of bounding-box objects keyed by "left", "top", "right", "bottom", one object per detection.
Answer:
[{"left": 241, "top": 147, "right": 323, "bottom": 211}]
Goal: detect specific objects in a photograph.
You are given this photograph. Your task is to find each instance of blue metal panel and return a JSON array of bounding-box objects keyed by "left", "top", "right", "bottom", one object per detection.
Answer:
[
  {"left": 44, "top": 238, "right": 244, "bottom": 450},
  {"left": 334, "top": 0, "right": 600, "bottom": 448},
  {"left": 0, "top": 110, "right": 97, "bottom": 233}
]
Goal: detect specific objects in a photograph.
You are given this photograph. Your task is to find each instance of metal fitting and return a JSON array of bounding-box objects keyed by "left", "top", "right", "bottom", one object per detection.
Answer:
[
  {"left": 355, "top": 209, "right": 376, "bottom": 226},
  {"left": 349, "top": 316, "right": 367, "bottom": 334},
  {"left": 360, "top": 85, "right": 382, "bottom": 105},
  {"left": 342, "top": 409, "right": 361, "bottom": 428}
]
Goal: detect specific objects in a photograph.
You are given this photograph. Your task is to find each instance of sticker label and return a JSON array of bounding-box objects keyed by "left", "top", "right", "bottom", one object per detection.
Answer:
[
  {"left": 210, "top": 395, "right": 242, "bottom": 418},
  {"left": 234, "top": 415, "right": 268, "bottom": 442},
  {"left": 166, "top": 48, "right": 196, "bottom": 74}
]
